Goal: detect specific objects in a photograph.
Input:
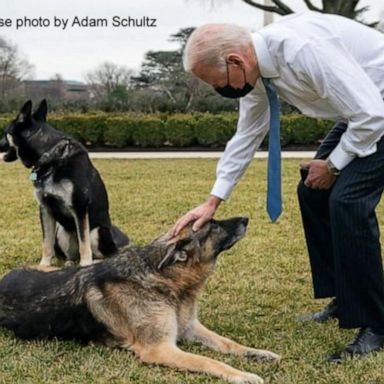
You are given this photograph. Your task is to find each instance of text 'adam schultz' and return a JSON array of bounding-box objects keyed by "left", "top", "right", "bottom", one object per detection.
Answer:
[{"left": 71, "top": 16, "right": 158, "bottom": 28}]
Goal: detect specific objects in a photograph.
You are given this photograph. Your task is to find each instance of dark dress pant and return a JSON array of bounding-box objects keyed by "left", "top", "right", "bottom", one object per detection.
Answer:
[{"left": 297, "top": 122, "right": 384, "bottom": 328}]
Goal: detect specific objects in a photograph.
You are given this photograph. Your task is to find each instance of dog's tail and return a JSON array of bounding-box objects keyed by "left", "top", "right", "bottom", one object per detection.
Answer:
[
  {"left": 54, "top": 239, "right": 67, "bottom": 261},
  {"left": 111, "top": 225, "right": 130, "bottom": 248}
]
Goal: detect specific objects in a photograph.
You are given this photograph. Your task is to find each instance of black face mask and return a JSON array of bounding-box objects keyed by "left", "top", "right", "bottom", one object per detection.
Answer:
[{"left": 214, "top": 63, "right": 254, "bottom": 99}]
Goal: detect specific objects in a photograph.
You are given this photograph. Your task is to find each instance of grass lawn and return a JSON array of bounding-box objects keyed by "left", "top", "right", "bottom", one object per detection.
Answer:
[{"left": 0, "top": 158, "right": 384, "bottom": 384}]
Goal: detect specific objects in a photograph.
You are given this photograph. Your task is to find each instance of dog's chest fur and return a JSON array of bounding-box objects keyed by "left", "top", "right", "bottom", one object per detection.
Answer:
[{"left": 34, "top": 176, "right": 74, "bottom": 217}]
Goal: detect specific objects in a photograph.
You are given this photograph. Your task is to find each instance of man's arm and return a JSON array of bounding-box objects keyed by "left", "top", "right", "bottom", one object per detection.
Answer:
[
  {"left": 172, "top": 89, "right": 270, "bottom": 235},
  {"left": 294, "top": 39, "right": 384, "bottom": 172},
  {"left": 211, "top": 91, "right": 270, "bottom": 200}
]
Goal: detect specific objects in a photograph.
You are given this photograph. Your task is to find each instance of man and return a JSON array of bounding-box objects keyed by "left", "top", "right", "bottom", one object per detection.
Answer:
[{"left": 172, "top": 11, "right": 384, "bottom": 362}]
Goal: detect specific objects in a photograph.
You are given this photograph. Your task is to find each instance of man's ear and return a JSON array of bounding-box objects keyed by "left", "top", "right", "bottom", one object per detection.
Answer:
[
  {"left": 226, "top": 53, "right": 244, "bottom": 68},
  {"left": 33, "top": 99, "right": 48, "bottom": 122},
  {"left": 17, "top": 100, "right": 32, "bottom": 123},
  {"left": 157, "top": 238, "right": 197, "bottom": 270}
]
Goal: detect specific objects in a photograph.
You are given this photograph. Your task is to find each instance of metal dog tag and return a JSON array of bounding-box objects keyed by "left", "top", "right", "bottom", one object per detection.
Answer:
[{"left": 30, "top": 171, "right": 38, "bottom": 182}]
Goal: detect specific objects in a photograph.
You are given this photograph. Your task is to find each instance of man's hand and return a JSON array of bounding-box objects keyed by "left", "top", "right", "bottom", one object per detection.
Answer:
[
  {"left": 171, "top": 195, "right": 222, "bottom": 236},
  {"left": 301, "top": 159, "right": 336, "bottom": 190}
]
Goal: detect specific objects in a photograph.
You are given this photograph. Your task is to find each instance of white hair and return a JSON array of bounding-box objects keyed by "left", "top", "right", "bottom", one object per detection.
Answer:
[{"left": 183, "top": 24, "right": 252, "bottom": 73}]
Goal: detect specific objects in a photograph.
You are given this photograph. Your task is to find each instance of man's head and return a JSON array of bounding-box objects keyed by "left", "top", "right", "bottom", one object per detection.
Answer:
[{"left": 183, "top": 24, "right": 260, "bottom": 98}]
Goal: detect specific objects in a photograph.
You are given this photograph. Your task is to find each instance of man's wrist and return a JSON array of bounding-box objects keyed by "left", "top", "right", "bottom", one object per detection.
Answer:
[
  {"left": 207, "top": 195, "right": 222, "bottom": 209},
  {"left": 326, "top": 158, "right": 341, "bottom": 176}
]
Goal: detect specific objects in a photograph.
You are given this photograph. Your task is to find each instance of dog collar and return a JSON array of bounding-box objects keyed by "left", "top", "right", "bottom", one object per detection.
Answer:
[
  {"left": 30, "top": 139, "right": 71, "bottom": 184},
  {"left": 30, "top": 167, "right": 54, "bottom": 185}
]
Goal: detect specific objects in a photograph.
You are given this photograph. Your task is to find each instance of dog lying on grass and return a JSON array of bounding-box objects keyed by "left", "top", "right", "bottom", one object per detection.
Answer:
[
  {"left": 0, "top": 217, "right": 279, "bottom": 384},
  {"left": 0, "top": 99, "right": 129, "bottom": 267}
]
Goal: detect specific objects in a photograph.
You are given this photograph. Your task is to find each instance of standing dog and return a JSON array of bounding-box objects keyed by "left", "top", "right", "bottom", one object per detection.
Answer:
[
  {"left": 0, "top": 100, "right": 129, "bottom": 266},
  {"left": 0, "top": 218, "right": 279, "bottom": 384}
]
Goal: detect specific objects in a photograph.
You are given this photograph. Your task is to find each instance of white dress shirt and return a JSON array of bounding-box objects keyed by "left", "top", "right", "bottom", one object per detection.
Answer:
[{"left": 211, "top": 11, "right": 384, "bottom": 201}]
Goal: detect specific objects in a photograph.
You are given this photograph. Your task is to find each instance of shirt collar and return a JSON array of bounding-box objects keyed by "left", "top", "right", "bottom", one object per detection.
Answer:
[{"left": 252, "top": 32, "right": 279, "bottom": 79}]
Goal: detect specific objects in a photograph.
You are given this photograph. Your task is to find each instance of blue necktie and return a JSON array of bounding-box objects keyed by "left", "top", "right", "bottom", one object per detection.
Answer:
[{"left": 262, "top": 78, "right": 282, "bottom": 222}]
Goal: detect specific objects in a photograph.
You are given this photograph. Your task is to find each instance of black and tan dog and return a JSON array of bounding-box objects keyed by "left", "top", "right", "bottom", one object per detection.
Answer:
[
  {"left": 0, "top": 100, "right": 129, "bottom": 266},
  {"left": 0, "top": 217, "right": 279, "bottom": 384}
]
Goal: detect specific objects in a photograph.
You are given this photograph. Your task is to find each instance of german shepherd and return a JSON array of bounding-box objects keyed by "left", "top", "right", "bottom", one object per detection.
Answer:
[
  {"left": 0, "top": 100, "right": 129, "bottom": 266},
  {"left": 0, "top": 217, "right": 279, "bottom": 384}
]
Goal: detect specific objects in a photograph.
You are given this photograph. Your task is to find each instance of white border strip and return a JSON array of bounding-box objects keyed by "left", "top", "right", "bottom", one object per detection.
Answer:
[{"left": 0, "top": 151, "right": 315, "bottom": 161}]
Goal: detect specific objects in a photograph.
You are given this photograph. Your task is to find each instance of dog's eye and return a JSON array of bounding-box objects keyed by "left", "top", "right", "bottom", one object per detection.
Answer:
[{"left": 175, "top": 251, "right": 188, "bottom": 262}]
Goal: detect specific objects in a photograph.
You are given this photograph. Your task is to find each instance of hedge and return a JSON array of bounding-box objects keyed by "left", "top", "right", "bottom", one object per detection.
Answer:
[
  {"left": 194, "top": 113, "right": 237, "bottom": 147},
  {"left": 0, "top": 112, "right": 334, "bottom": 148},
  {"left": 163, "top": 114, "right": 196, "bottom": 147}
]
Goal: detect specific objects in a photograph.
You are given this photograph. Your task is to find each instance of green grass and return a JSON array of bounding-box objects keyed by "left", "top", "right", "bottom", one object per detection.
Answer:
[{"left": 0, "top": 158, "right": 384, "bottom": 384}]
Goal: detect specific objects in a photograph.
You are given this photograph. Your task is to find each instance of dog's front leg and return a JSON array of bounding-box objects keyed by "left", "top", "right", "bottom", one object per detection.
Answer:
[
  {"left": 138, "top": 343, "right": 264, "bottom": 384},
  {"left": 39, "top": 206, "right": 56, "bottom": 266},
  {"left": 184, "top": 320, "right": 280, "bottom": 363},
  {"left": 74, "top": 211, "right": 93, "bottom": 267}
]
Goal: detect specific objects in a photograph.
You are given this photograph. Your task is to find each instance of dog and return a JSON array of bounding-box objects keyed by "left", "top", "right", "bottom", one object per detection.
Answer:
[
  {"left": 0, "top": 217, "right": 279, "bottom": 384},
  {"left": 0, "top": 100, "right": 129, "bottom": 266}
]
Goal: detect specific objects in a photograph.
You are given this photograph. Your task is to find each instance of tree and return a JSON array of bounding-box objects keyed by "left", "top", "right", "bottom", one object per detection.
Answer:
[
  {"left": 84, "top": 61, "right": 134, "bottom": 111},
  {"left": 85, "top": 62, "right": 133, "bottom": 99},
  {"left": 169, "top": 27, "right": 196, "bottom": 48},
  {"left": 133, "top": 50, "right": 182, "bottom": 105},
  {"left": 132, "top": 27, "right": 237, "bottom": 112},
  {"left": 0, "top": 36, "right": 33, "bottom": 101},
  {"left": 216, "top": 0, "right": 376, "bottom": 24}
]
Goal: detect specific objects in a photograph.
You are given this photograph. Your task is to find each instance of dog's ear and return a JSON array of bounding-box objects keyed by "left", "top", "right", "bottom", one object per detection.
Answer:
[
  {"left": 157, "top": 238, "right": 197, "bottom": 270},
  {"left": 17, "top": 100, "right": 32, "bottom": 124},
  {"left": 33, "top": 99, "right": 48, "bottom": 122}
]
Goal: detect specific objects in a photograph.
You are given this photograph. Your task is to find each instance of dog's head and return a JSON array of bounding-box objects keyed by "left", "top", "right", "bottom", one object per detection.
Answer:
[
  {"left": 0, "top": 100, "right": 64, "bottom": 168},
  {"left": 153, "top": 217, "right": 248, "bottom": 270}
]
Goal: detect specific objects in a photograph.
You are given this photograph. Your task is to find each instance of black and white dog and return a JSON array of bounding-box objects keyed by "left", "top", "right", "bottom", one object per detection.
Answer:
[{"left": 0, "top": 100, "right": 129, "bottom": 266}]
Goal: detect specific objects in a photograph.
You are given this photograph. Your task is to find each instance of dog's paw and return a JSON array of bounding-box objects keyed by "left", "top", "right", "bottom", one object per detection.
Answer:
[
  {"left": 244, "top": 349, "right": 281, "bottom": 363},
  {"left": 39, "top": 258, "right": 52, "bottom": 266},
  {"left": 230, "top": 372, "right": 264, "bottom": 384},
  {"left": 79, "top": 259, "right": 93, "bottom": 267},
  {"left": 64, "top": 260, "right": 76, "bottom": 267}
]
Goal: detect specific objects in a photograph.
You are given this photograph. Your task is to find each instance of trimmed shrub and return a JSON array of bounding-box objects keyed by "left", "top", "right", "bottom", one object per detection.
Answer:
[
  {"left": 194, "top": 113, "right": 237, "bottom": 147},
  {"left": 49, "top": 114, "right": 108, "bottom": 145},
  {"left": 163, "top": 114, "right": 196, "bottom": 147},
  {"left": 285, "top": 114, "right": 333, "bottom": 145},
  {"left": 0, "top": 115, "right": 11, "bottom": 134},
  {"left": 131, "top": 116, "right": 165, "bottom": 148},
  {"left": 104, "top": 116, "right": 137, "bottom": 148},
  {"left": 0, "top": 112, "right": 334, "bottom": 149}
]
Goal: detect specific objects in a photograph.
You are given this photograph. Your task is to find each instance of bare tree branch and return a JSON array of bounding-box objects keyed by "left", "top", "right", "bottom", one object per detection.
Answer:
[
  {"left": 271, "top": 0, "right": 294, "bottom": 14},
  {"left": 85, "top": 62, "right": 133, "bottom": 98},
  {"left": 241, "top": 0, "right": 292, "bottom": 15},
  {"left": 303, "top": 0, "right": 322, "bottom": 12},
  {"left": 0, "top": 36, "right": 33, "bottom": 99}
]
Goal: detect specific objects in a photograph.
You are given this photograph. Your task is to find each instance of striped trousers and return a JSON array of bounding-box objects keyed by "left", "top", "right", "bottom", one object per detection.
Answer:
[{"left": 297, "top": 122, "right": 384, "bottom": 329}]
